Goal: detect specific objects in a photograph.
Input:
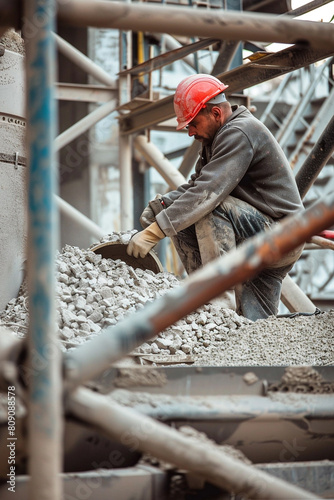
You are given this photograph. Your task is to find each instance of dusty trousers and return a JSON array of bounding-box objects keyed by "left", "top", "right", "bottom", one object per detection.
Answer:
[{"left": 171, "top": 196, "right": 302, "bottom": 321}]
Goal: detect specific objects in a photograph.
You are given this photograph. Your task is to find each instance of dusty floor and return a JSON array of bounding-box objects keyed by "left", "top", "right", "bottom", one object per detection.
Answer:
[{"left": 1, "top": 233, "right": 333, "bottom": 367}]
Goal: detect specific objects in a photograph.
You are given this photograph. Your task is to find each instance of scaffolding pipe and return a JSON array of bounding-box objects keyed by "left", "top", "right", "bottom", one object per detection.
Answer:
[
  {"left": 309, "top": 234, "right": 334, "bottom": 250},
  {"left": 134, "top": 134, "right": 186, "bottom": 189},
  {"left": 212, "top": 40, "right": 241, "bottom": 76},
  {"left": 119, "top": 134, "right": 133, "bottom": 230},
  {"left": 24, "top": 0, "right": 62, "bottom": 499},
  {"left": 295, "top": 114, "right": 334, "bottom": 199},
  {"left": 153, "top": 33, "right": 210, "bottom": 74},
  {"left": 56, "top": 195, "right": 105, "bottom": 240},
  {"left": 54, "top": 98, "right": 117, "bottom": 151},
  {"left": 281, "top": 274, "right": 317, "bottom": 313},
  {"left": 64, "top": 191, "right": 334, "bottom": 389},
  {"left": 57, "top": 0, "right": 334, "bottom": 51},
  {"left": 54, "top": 32, "right": 116, "bottom": 87},
  {"left": 67, "top": 387, "right": 319, "bottom": 500}
]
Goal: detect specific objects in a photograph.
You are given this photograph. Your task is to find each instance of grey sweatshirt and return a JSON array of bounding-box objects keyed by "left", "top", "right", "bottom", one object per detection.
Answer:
[{"left": 156, "top": 105, "right": 304, "bottom": 237}]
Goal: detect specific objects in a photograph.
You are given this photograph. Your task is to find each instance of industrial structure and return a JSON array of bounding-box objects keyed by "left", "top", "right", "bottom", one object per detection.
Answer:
[{"left": 0, "top": 0, "right": 334, "bottom": 498}]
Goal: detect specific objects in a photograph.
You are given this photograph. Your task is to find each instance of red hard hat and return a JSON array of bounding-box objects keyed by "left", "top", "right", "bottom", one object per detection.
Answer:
[{"left": 174, "top": 74, "right": 229, "bottom": 130}]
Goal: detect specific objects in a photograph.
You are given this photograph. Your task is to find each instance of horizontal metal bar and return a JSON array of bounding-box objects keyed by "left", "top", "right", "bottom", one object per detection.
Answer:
[
  {"left": 57, "top": 1, "right": 334, "bottom": 51},
  {"left": 64, "top": 191, "right": 334, "bottom": 390},
  {"left": 139, "top": 393, "right": 334, "bottom": 420},
  {"left": 56, "top": 83, "right": 116, "bottom": 103}
]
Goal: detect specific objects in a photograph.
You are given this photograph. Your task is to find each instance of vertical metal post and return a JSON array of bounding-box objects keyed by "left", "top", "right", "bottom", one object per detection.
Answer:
[
  {"left": 119, "top": 17, "right": 134, "bottom": 230},
  {"left": 119, "top": 131, "right": 133, "bottom": 230},
  {"left": 24, "top": 0, "right": 62, "bottom": 498}
]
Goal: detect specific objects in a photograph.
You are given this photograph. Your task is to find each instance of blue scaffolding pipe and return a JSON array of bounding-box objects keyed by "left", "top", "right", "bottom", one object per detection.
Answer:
[{"left": 24, "top": 0, "right": 62, "bottom": 498}]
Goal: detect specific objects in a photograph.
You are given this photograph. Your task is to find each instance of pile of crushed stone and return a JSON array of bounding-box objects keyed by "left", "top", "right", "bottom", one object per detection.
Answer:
[{"left": 0, "top": 235, "right": 333, "bottom": 366}]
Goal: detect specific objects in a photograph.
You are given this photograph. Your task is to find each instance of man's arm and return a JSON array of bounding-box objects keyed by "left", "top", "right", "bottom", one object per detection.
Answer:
[{"left": 156, "top": 127, "right": 252, "bottom": 237}]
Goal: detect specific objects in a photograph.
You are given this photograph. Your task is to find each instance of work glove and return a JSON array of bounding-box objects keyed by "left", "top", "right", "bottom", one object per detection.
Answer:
[
  {"left": 127, "top": 222, "right": 165, "bottom": 258},
  {"left": 140, "top": 194, "right": 165, "bottom": 228},
  {"left": 140, "top": 204, "right": 156, "bottom": 229}
]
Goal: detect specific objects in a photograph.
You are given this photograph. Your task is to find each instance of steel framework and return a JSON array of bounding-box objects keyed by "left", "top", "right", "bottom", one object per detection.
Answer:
[{"left": 1, "top": 1, "right": 334, "bottom": 499}]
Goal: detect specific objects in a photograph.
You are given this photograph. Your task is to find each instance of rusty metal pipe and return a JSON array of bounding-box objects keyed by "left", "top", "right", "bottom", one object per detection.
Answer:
[
  {"left": 67, "top": 387, "right": 319, "bottom": 500},
  {"left": 296, "top": 114, "right": 334, "bottom": 200},
  {"left": 57, "top": 0, "right": 334, "bottom": 51},
  {"left": 64, "top": 192, "right": 334, "bottom": 390}
]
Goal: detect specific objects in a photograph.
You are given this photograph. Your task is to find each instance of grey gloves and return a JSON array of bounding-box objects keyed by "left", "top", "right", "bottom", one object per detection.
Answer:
[{"left": 139, "top": 194, "right": 165, "bottom": 228}]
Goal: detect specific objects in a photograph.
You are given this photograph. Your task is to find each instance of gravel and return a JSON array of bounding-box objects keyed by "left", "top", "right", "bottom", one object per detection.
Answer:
[{"left": 1, "top": 233, "right": 333, "bottom": 367}]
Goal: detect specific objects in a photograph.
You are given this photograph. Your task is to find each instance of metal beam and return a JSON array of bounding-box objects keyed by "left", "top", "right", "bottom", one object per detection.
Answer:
[
  {"left": 118, "top": 44, "right": 334, "bottom": 134},
  {"left": 118, "top": 37, "right": 219, "bottom": 77},
  {"left": 296, "top": 114, "right": 334, "bottom": 200},
  {"left": 152, "top": 33, "right": 210, "bottom": 74},
  {"left": 57, "top": 1, "right": 334, "bottom": 51},
  {"left": 56, "top": 83, "right": 116, "bottom": 103}
]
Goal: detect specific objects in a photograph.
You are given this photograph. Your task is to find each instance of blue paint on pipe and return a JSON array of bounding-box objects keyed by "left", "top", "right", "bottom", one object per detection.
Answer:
[{"left": 26, "top": 1, "right": 59, "bottom": 413}]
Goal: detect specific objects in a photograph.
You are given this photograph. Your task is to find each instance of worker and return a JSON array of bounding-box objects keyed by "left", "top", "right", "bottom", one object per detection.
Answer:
[{"left": 127, "top": 74, "right": 304, "bottom": 321}]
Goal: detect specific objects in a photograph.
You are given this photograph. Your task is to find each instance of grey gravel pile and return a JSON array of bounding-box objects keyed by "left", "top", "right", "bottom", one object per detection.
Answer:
[
  {"left": 0, "top": 234, "right": 333, "bottom": 366},
  {"left": 0, "top": 243, "right": 178, "bottom": 348},
  {"left": 193, "top": 311, "right": 334, "bottom": 366},
  {"left": 0, "top": 239, "right": 250, "bottom": 353}
]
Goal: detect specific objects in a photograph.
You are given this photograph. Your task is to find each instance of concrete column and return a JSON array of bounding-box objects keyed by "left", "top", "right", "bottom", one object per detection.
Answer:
[{"left": 0, "top": 41, "right": 27, "bottom": 312}]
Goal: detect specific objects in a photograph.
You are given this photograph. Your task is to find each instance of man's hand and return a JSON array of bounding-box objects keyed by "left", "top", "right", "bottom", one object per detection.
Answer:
[{"left": 127, "top": 222, "right": 165, "bottom": 258}]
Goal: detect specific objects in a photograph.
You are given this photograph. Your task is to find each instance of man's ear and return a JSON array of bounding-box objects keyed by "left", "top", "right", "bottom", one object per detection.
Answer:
[{"left": 211, "top": 105, "right": 222, "bottom": 121}]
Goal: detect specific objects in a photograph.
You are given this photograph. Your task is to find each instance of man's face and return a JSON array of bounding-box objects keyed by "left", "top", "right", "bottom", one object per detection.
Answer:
[{"left": 186, "top": 107, "right": 220, "bottom": 146}]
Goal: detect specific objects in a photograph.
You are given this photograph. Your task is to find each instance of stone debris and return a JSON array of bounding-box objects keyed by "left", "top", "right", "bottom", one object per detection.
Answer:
[
  {"left": 268, "top": 366, "right": 334, "bottom": 393},
  {"left": 0, "top": 234, "right": 333, "bottom": 367}
]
